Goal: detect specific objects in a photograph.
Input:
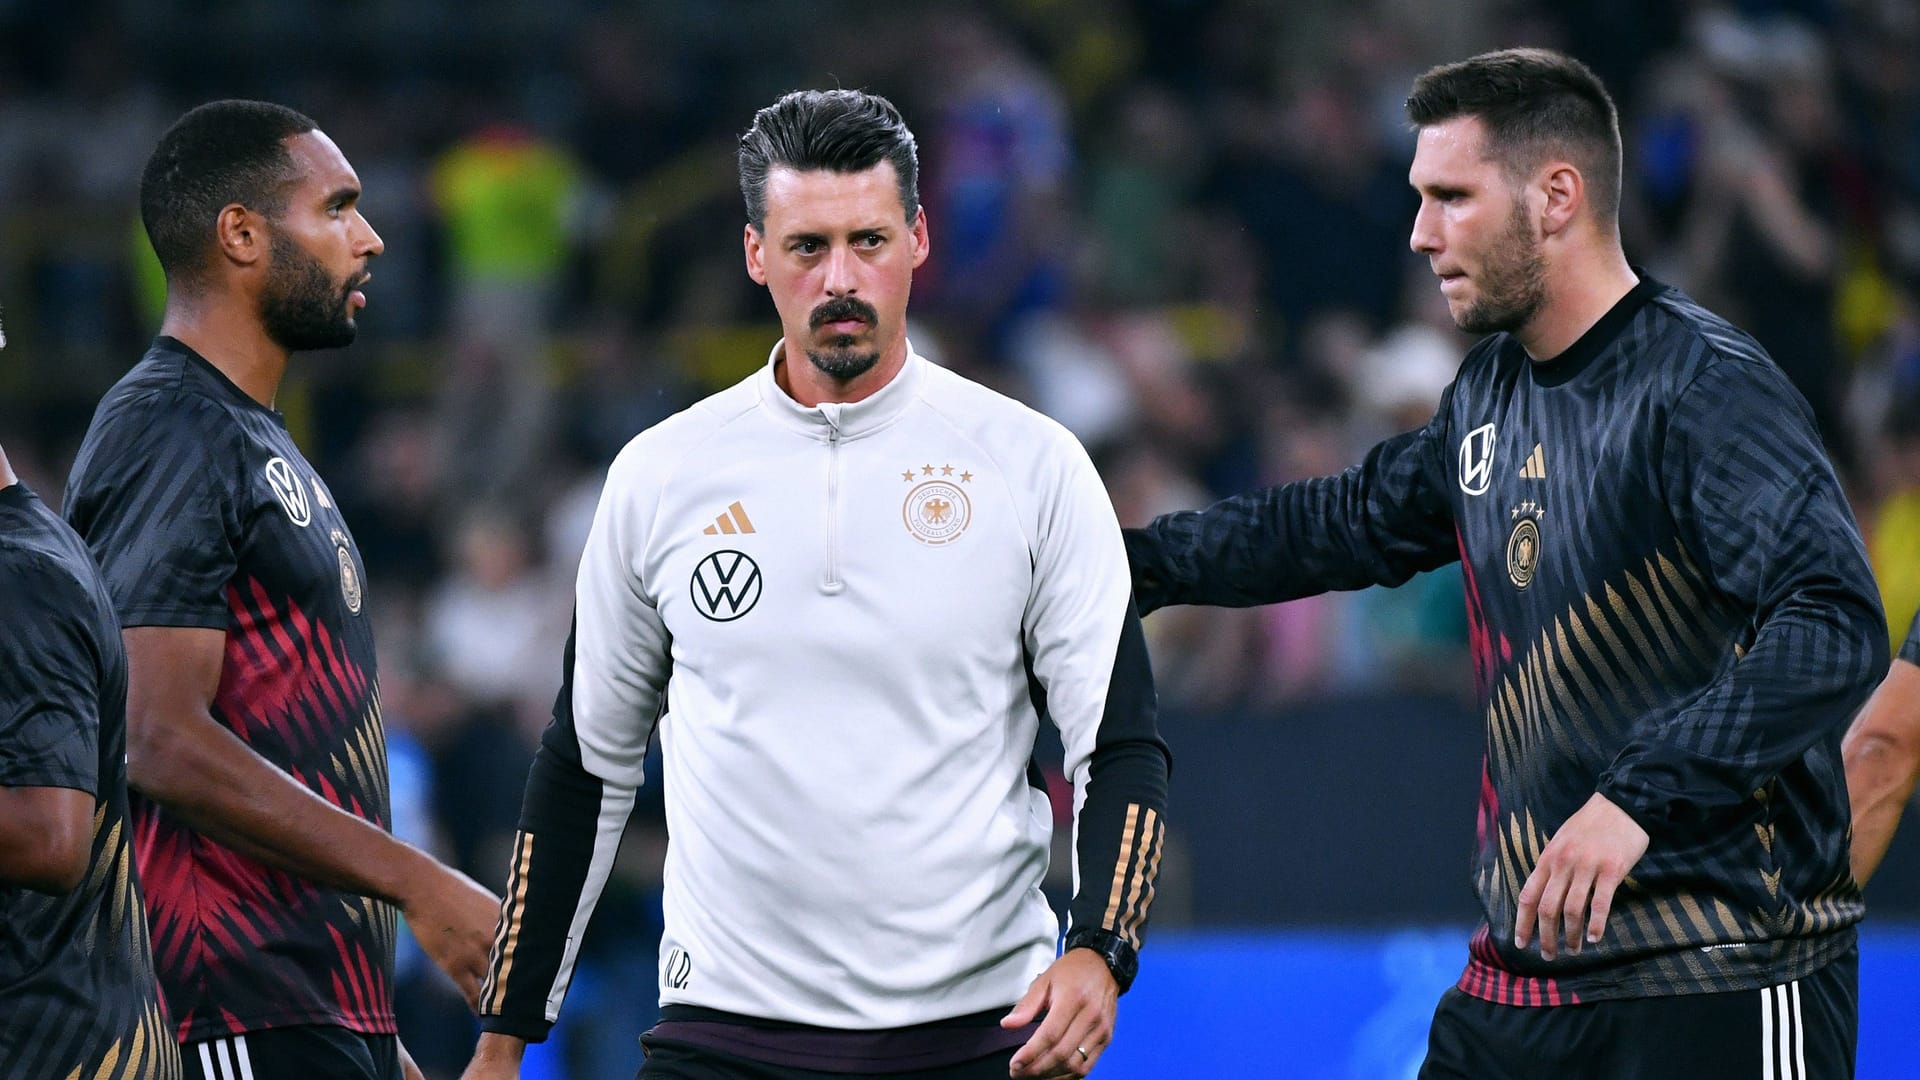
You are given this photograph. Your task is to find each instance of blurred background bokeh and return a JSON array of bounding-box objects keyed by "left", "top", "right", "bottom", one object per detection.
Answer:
[{"left": 4, "top": 0, "right": 1920, "bottom": 1076}]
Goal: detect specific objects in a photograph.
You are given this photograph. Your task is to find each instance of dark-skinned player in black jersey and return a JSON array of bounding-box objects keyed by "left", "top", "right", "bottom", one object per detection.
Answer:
[
  {"left": 64, "top": 101, "right": 500, "bottom": 1080},
  {"left": 1126, "top": 49, "right": 1884, "bottom": 1079}
]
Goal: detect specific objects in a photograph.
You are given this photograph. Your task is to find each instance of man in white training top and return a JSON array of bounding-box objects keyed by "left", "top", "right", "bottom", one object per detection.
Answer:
[{"left": 458, "top": 88, "right": 1170, "bottom": 1080}]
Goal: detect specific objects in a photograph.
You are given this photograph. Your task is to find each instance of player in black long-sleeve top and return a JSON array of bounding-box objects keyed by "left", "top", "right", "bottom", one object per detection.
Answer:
[{"left": 1127, "top": 49, "right": 1885, "bottom": 1079}]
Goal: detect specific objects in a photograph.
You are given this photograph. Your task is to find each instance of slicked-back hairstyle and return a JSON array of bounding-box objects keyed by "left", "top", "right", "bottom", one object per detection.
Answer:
[
  {"left": 738, "top": 89, "right": 919, "bottom": 234},
  {"left": 140, "top": 99, "right": 318, "bottom": 284},
  {"left": 1406, "top": 48, "right": 1623, "bottom": 226}
]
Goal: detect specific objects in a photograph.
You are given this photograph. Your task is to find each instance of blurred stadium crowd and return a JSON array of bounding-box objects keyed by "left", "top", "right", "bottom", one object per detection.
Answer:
[{"left": 5, "top": 0, "right": 1920, "bottom": 1075}]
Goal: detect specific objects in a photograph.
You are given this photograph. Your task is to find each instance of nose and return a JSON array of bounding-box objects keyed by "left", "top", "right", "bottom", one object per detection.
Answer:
[
  {"left": 822, "top": 242, "right": 856, "bottom": 297},
  {"left": 1409, "top": 199, "right": 1440, "bottom": 256},
  {"left": 356, "top": 214, "right": 385, "bottom": 259}
]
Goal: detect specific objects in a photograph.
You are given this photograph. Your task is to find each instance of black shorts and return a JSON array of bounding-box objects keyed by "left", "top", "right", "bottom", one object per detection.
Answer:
[
  {"left": 637, "top": 1038, "right": 1018, "bottom": 1080},
  {"left": 1420, "top": 945, "right": 1858, "bottom": 1080},
  {"left": 184, "top": 1026, "right": 400, "bottom": 1080}
]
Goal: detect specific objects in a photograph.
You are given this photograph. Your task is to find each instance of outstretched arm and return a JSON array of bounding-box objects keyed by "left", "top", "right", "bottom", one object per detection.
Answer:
[{"left": 1126, "top": 386, "right": 1460, "bottom": 615}]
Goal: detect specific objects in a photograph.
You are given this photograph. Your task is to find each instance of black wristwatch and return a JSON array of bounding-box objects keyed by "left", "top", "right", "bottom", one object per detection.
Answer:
[{"left": 1065, "top": 926, "right": 1139, "bottom": 995}]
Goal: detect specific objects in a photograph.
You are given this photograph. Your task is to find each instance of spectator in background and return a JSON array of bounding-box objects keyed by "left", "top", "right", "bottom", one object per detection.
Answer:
[
  {"left": 424, "top": 509, "right": 568, "bottom": 733},
  {"left": 918, "top": 11, "right": 1073, "bottom": 359},
  {"left": 430, "top": 112, "right": 583, "bottom": 503}
]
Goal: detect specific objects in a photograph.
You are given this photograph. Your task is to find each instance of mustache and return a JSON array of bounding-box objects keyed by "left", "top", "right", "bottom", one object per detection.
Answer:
[{"left": 809, "top": 297, "right": 878, "bottom": 329}]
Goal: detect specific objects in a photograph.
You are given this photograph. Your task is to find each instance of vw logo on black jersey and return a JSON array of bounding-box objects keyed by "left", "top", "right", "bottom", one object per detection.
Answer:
[
  {"left": 691, "top": 550, "right": 762, "bottom": 621},
  {"left": 264, "top": 456, "right": 312, "bottom": 526}
]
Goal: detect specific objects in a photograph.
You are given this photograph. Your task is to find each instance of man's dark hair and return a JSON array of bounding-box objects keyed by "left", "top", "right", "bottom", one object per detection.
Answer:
[
  {"left": 1406, "top": 48, "right": 1622, "bottom": 226},
  {"left": 140, "top": 100, "right": 318, "bottom": 284},
  {"left": 738, "top": 89, "right": 919, "bottom": 234}
]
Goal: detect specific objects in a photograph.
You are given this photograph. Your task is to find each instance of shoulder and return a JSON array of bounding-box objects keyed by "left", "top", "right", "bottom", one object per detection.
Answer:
[
  {"left": 0, "top": 529, "right": 96, "bottom": 633},
  {"left": 917, "top": 362, "right": 1084, "bottom": 460},
  {"left": 1635, "top": 288, "right": 1781, "bottom": 393},
  {"left": 605, "top": 375, "right": 759, "bottom": 493}
]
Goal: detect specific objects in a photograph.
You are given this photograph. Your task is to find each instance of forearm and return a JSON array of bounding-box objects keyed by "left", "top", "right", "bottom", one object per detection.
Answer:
[
  {"left": 1602, "top": 589, "right": 1887, "bottom": 830},
  {"left": 1843, "top": 660, "right": 1920, "bottom": 886},
  {"left": 479, "top": 732, "right": 635, "bottom": 1040},
  {"left": 130, "top": 705, "right": 425, "bottom": 902},
  {"left": 1068, "top": 738, "right": 1171, "bottom": 950}
]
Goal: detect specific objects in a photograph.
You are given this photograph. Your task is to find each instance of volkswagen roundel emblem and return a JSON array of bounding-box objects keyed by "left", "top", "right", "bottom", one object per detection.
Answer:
[
  {"left": 264, "top": 456, "right": 312, "bottom": 526},
  {"left": 690, "top": 550, "right": 762, "bottom": 622}
]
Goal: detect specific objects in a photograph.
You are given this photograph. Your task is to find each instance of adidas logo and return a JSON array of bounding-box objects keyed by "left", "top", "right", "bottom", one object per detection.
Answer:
[
  {"left": 1518, "top": 443, "right": 1546, "bottom": 480},
  {"left": 702, "top": 501, "right": 757, "bottom": 536}
]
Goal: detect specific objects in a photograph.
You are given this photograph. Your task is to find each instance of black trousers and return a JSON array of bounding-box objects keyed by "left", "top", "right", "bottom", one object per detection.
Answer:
[
  {"left": 1420, "top": 946, "right": 1858, "bottom": 1080},
  {"left": 637, "top": 1038, "right": 1019, "bottom": 1080},
  {"left": 183, "top": 1026, "right": 400, "bottom": 1080}
]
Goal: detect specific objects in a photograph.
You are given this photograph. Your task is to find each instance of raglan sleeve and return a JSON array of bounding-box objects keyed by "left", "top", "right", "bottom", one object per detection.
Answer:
[
  {"left": 1125, "top": 382, "right": 1462, "bottom": 615},
  {"left": 1020, "top": 421, "right": 1171, "bottom": 976},
  {"left": 63, "top": 393, "right": 240, "bottom": 630},
  {"left": 478, "top": 444, "right": 672, "bottom": 1040}
]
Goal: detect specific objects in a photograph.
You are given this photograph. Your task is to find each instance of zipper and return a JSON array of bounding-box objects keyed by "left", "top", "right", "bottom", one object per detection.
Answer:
[{"left": 822, "top": 420, "right": 844, "bottom": 594}]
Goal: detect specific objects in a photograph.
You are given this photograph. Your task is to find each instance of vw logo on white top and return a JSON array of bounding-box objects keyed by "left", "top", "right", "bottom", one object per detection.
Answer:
[
  {"left": 264, "top": 457, "right": 312, "bottom": 526},
  {"left": 691, "top": 550, "right": 762, "bottom": 621}
]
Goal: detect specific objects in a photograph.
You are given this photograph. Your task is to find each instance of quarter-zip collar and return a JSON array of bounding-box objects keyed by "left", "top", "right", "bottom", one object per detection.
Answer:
[{"left": 755, "top": 339, "right": 927, "bottom": 441}]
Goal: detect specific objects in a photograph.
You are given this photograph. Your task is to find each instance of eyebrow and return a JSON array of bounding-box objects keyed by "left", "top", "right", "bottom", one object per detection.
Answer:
[
  {"left": 324, "top": 186, "right": 361, "bottom": 207},
  {"left": 781, "top": 225, "right": 893, "bottom": 242}
]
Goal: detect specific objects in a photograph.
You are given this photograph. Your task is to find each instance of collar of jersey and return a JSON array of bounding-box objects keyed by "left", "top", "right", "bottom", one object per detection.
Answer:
[{"left": 754, "top": 338, "right": 927, "bottom": 441}]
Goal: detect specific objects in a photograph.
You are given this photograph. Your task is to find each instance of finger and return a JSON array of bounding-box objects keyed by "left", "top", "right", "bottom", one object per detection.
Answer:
[
  {"left": 1515, "top": 864, "right": 1544, "bottom": 949},
  {"left": 1534, "top": 865, "right": 1569, "bottom": 961},
  {"left": 1588, "top": 863, "right": 1625, "bottom": 944},
  {"left": 1562, "top": 866, "right": 1597, "bottom": 955},
  {"left": 1002, "top": 974, "right": 1051, "bottom": 1028},
  {"left": 1055, "top": 1013, "right": 1110, "bottom": 1077},
  {"left": 1013, "top": 996, "right": 1090, "bottom": 1077}
]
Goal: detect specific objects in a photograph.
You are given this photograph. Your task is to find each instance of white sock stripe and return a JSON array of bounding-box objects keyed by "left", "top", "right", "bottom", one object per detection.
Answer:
[
  {"left": 1781, "top": 980, "right": 1797, "bottom": 1076},
  {"left": 1762, "top": 984, "right": 1776, "bottom": 1080},
  {"left": 236, "top": 1034, "right": 257, "bottom": 1080},
  {"left": 197, "top": 1042, "right": 217, "bottom": 1080}
]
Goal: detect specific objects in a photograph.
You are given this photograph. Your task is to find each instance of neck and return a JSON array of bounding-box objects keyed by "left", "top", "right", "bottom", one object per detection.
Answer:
[
  {"left": 159, "top": 293, "right": 291, "bottom": 409},
  {"left": 0, "top": 446, "right": 14, "bottom": 489},
  {"left": 775, "top": 337, "right": 909, "bottom": 407},
  {"left": 1516, "top": 238, "right": 1639, "bottom": 361}
]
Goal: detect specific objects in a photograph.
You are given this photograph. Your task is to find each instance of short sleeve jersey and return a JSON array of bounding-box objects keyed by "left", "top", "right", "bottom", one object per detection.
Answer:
[
  {"left": 63, "top": 337, "right": 395, "bottom": 1041},
  {"left": 1, "top": 483, "right": 180, "bottom": 1079}
]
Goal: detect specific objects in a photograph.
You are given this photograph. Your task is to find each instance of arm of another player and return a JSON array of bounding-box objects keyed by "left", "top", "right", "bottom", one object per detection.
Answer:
[
  {"left": 1124, "top": 381, "right": 1462, "bottom": 615},
  {"left": 1844, "top": 611, "right": 1920, "bottom": 886},
  {"left": 467, "top": 445, "right": 669, "bottom": 1070},
  {"left": 1003, "top": 426, "right": 1170, "bottom": 1079},
  {"left": 123, "top": 625, "right": 500, "bottom": 1005},
  {"left": 0, "top": 556, "right": 105, "bottom": 893}
]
